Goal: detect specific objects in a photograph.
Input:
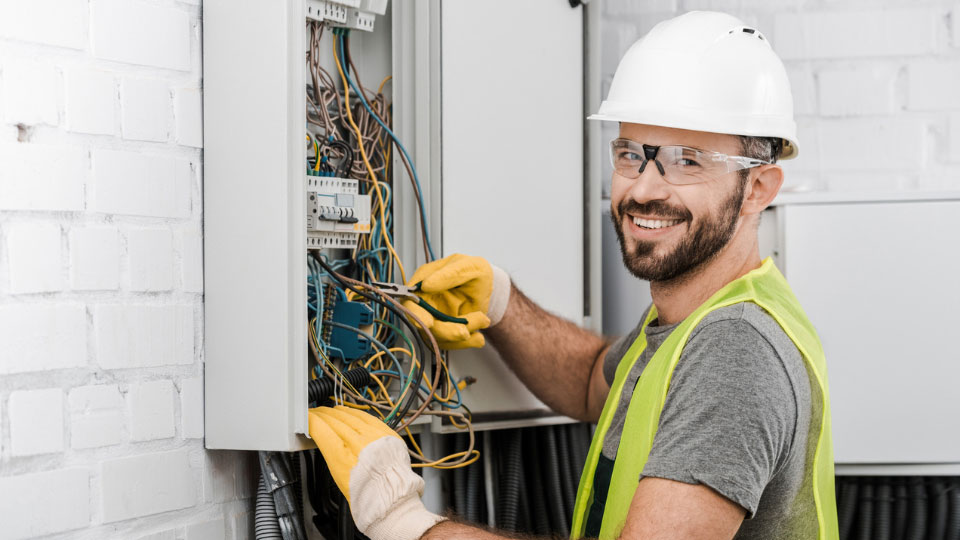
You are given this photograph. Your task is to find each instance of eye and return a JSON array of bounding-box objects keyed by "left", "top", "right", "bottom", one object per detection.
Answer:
[
  {"left": 616, "top": 150, "right": 643, "bottom": 162},
  {"left": 677, "top": 158, "right": 701, "bottom": 167}
]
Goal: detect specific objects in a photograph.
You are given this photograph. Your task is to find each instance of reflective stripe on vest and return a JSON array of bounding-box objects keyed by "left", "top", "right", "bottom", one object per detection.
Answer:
[{"left": 570, "top": 258, "right": 839, "bottom": 539}]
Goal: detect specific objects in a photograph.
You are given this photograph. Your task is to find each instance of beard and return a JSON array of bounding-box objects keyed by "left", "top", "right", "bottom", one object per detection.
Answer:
[{"left": 612, "top": 182, "right": 746, "bottom": 283}]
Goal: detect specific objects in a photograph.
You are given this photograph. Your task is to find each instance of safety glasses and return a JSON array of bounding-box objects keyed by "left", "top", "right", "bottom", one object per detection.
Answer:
[{"left": 609, "top": 138, "right": 769, "bottom": 185}]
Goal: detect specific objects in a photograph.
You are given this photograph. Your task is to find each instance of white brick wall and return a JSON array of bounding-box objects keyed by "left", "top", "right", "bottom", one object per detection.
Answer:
[
  {"left": 69, "top": 384, "right": 123, "bottom": 449},
  {"left": 600, "top": 0, "right": 960, "bottom": 195},
  {"left": 122, "top": 77, "right": 172, "bottom": 142},
  {"left": 9, "top": 388, "right": 64, "bottom": 456},
  {"left": 128, "top": 379, "right": 176, "bottom": 441},
  {"left": 65, "top": 67, "right": 118, "bottom": 135},
  {"left": 0, "top": 1, "right": 255, "bottom": 538}
]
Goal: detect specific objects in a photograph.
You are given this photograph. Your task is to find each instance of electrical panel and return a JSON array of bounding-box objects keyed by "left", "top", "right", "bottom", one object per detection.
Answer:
[{"left": 204, "top": 0, "right": 595, "bottom": 456}]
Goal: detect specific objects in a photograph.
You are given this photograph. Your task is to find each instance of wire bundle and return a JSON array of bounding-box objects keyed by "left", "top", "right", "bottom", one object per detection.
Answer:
[{"left": 303, "top": 22, "right": 476, "bottom": 471}]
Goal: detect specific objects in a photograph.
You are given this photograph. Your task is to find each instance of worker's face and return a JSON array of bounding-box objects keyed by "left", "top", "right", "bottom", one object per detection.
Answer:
[{"left": 610, "top": 123, "right": 747, "bottom": 283}]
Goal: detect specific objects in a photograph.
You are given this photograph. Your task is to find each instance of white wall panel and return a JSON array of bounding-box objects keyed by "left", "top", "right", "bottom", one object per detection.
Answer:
[
  {"left": 781, "top": 199, "right": 960, "bottom": 464},
  {"left": 441, "top": 0, "right": 584, "bottom": 420}
]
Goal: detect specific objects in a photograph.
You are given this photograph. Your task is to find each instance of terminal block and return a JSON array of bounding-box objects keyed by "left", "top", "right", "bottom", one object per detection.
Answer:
[
  {"left": 310, "top": 0, "right": 387, "bottom": 32},
  {"left": 306, "top": 173, "right": 371, "bottom": 250},
  {"left": 328, "top": 0, "right": 361, "bottom": 8},
  {"left": 305, "top": 0, "right": 347, "bottom": 24}
]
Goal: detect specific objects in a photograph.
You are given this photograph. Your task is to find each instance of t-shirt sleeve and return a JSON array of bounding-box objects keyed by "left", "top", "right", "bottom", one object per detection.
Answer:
[
  {"left": 639, "top": 319, "right": 798, "bottom": 518},
  {"left": 603, "top": 331, "right": 637, "bottom": 386}
]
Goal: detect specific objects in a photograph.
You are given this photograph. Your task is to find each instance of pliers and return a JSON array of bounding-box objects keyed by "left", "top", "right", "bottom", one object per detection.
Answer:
[{"left": 371, "top": 281, "right": 470, "bottom": 325}]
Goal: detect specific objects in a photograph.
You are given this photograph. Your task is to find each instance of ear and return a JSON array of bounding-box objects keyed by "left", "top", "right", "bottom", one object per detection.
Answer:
[{"left": 741, "top": 164, "right": 784, "bottom": 217}]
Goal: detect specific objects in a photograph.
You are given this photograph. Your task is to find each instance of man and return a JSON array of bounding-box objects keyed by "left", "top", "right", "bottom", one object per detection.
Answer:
[{"left": 308, "top": 11, "right": 839, "bottom": 540}]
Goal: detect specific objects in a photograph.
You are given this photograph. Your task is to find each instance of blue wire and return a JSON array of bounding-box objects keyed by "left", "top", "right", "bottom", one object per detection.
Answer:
[
  {"left": 339, "top": 33, "right": 435, "bottom": 260},
  {"left": 325, "top": 321, "right": 405, "bottom": 391}
]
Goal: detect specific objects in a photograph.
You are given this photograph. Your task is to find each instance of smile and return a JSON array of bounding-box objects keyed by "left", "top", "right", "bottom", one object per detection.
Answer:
[{"left": 632, "top": 217, "right": 683, "bottom": 230}]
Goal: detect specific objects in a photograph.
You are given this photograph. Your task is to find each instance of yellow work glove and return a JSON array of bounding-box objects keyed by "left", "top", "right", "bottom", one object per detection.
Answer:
[
  {"left": 308, "top": 405, "right": 445, "bottom": 540},
  {"left": 402, "top": 253, "right": 511, "bottom": 350}
]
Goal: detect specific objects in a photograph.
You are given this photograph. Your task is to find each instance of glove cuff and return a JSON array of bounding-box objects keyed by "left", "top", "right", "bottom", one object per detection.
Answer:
[
  {"left": 488, "top": 264, "right": 511, "bottom": 327},
  {"left": 350, "top": 436, "right": 445, "bottom": 540},
  {"left": 362, "top": 494, "right": 447, "bottom": 540}
]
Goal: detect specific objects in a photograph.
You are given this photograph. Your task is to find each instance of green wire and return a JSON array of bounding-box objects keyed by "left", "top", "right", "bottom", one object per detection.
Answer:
[
  {"left": 375, "top": 317, "right": 415, "bottom": 354},
  {"left": 373, "top": 317, "right": 418, "bottom": 423}
]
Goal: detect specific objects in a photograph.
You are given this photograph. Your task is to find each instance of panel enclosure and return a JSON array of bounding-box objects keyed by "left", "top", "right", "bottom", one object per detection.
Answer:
[
  {"left": 439, "top": 0, "right": 586, "bottom": 428},
  {"left": 203, "top": 0, "right": 393, "bottom": 451},
  {"left": 775, "top": 195, "right": 960, "bottom": 465},
  {"left": 203, "top": 0, "right": 310, "bottom": 451}
]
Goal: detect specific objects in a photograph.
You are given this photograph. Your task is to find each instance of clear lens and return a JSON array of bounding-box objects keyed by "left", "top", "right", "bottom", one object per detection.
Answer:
[{"left": 609, "top": 138, "right": 768, "bottom": 185}]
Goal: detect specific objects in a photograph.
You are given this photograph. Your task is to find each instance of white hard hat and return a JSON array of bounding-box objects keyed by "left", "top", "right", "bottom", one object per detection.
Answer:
[{"left": 591, "top": 11, "right": 799, "bottom": 160}]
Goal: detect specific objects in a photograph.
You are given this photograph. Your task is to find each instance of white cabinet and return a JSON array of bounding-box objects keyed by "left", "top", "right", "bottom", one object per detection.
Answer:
[{"left": 774, "top": 193, "right": 960, "bottom": 465}]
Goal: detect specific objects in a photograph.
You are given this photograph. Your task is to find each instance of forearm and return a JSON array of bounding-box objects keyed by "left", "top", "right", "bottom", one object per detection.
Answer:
[
  {"left": 484, "top": 283, "right": 608, "bottom": 421},
  {"left": 422, "top": 517, "right": 555, "bottom": 540}
]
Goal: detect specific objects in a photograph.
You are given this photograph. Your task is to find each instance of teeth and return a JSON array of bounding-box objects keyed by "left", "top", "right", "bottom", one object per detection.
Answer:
[{"left": 632, "top": 217, "right": 681, "bottom": 229}]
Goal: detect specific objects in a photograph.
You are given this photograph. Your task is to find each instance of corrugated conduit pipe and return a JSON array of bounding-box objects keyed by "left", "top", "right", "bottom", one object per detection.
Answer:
[
  {"left": 256, "top": 476, "right": 283, "bottom": 540},
  {"left": 542, "top": 426, "right": 569, "bottom": 536},
  {"left": 497, "top": 430, "right": 523, "bottom": 531},
  {"left": 946, "top": 477, "right": 960, "bottom": 540}
]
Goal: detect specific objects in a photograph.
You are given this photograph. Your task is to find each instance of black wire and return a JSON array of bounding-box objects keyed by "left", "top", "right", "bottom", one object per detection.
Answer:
[
  {"left": 327, "top": 139, "right": 354, "bottom": 177},
  {"left": 312, "top": 253, "right": 429, "bottom": 427}
]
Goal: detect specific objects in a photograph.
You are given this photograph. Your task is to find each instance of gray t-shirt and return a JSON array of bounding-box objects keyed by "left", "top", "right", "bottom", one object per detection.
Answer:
[{"left": 599, "top": 302, "right": 820, "bottom": 539}]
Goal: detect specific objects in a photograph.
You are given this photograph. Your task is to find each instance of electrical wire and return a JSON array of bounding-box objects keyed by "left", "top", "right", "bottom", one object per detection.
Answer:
[
  {"left": 333, "top": 32, "right": 407, "bottom": 283},
  {"left": 302, "top": 24, "right": 475, "bottom": 487},
  {"left": 342, "top": 33, "right": 435, "bottom": 262}
]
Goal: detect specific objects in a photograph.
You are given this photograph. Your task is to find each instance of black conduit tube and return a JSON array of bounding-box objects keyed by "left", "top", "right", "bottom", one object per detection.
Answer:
[
  {"left": 893, "top": 479, "right": 908, "bottom": 540},
  {"left": 465, "top": 442, "right": 484, "bottom": 523},
  {"left": 258, "top": 452, "right": 306, "bottom": 540},
  {"left": 308, "top": 368, "right": 373, "bottom": 406},
  {"left": 542, "top": 426, "right": 569, "bottom": 536},
  {"left": 838, "top": 478, "right": 859, "bottom": 540},
  {"left": 256, "top": 476, "right": 283, "bottom": 540},
  {"left": 338, "top": 493, "right": 354, "bottom": 540},
  {"left": 453, "top": 463, "right": 468, "bottom": 516},
  {"left": 453, "top": 433, "right": 468, "bottom": 517},
  {"left": 497, "top": 430, "right": 523, "bottom": 532},
  {"left": 946, "top": 477, "right": 960, "bottom": 540},
  {"left": 570, "top": 424, "right": 590, "bottom": 479},
  {"left": 517, "top": 450, "right": 531, "bottom": 534},
  {"left": 524, "top": 429, "right": 550, "bottom": 536},
  {"left": 857, "top": 481, "right": 874, "bottom": 540},
  {"left": 906, "top": 478, "right": 927, "bottom": 540},
  {"left": 875, "top": 480, "right": 892, "bottom": 540},
  {"left": 930, "top": 479, "right": 948, "bottom": 540},
  {"left": 555, "top": 424, "right": 576, "bottom": 522}
]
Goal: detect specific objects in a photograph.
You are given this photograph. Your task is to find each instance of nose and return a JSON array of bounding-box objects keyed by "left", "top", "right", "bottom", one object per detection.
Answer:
[{"left": 624, "top": 160, "right": 672, "bottom": 205}]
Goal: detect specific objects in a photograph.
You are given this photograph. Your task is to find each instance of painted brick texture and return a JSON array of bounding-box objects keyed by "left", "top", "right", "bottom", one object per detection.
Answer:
[{"left": 0, "top": 1, "right": 255, "bottom": 539}]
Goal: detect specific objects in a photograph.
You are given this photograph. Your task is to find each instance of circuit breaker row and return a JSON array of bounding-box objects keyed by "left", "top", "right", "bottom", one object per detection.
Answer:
[
  {"left": 306, "top": 174, "right": 371, "bottom": 249},
  {"left": 305, "top": 0, "right": 388, "bottom": 32}
]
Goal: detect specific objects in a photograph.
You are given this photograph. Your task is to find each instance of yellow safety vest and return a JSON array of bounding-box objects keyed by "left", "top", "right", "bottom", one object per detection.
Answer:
[{"left": 570, "top": 258, "right": 838, "bottom": 539}]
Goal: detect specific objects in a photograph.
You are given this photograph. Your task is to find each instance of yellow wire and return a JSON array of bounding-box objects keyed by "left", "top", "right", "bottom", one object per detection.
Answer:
[
  {"left": 334, "top": 37, "right": 407, "bottom": 283},
  {"left": 412, "top": 450, "right": 481, "bottom": 469},
  {"left": 375, "top": 76, "right": 393, "bottom": 178},
  {"left": 377, "top": 75, "right": 392, "bottom": 95},
  {"left": 363, "top": 347, "right": 414, "bottom": 369}
]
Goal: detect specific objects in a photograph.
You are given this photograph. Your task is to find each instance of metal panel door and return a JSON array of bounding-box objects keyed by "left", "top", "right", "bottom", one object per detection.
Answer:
[
  {"left": 781, "top": 200, "right": 960, "bottom": 464},
  {"left": 440, "top": 0, "right": 584, "bottom": 422}
]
